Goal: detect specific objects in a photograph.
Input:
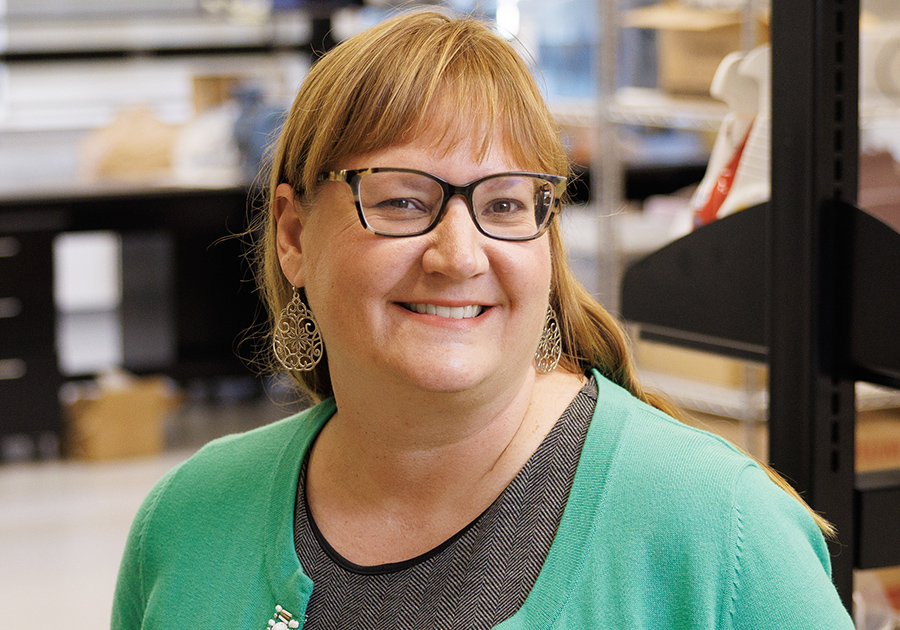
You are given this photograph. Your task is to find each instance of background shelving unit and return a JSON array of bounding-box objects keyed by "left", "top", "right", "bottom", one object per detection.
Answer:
[
  {"left": 595, "top": 0, "right": 761, "bottom": 315},
  {"left": 0, "top": 5, "right": 320, "bottom": 459},
  {"left": 620, "top": 0, "right": 900, "bottom": 609},
  {"left": 606, "top": 87, "right": 729, "bottom": 131}
]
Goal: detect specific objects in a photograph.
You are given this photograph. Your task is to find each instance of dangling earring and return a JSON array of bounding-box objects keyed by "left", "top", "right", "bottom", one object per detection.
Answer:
[
  {"left": 534, "top": 304, "right": 562, "bottom": 373},
  {"left": 273, "top": 287, "right": 323, "bottom": 371}
]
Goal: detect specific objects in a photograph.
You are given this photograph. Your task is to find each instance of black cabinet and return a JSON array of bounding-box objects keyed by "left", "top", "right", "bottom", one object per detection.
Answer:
[
  {"left": 0, "top": 186, "right": 262, "bottom": 457},
  {"left": 0, "top": 229, "right": 63, "bottom": 445}
]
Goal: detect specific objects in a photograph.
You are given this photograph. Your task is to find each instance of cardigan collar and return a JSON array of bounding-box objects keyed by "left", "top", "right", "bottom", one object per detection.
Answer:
[{"left": 262, "top": 398, "right": 336, "bottom": 625}]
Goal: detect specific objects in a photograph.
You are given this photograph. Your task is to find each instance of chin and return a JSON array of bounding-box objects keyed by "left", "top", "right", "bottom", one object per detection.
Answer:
[
  {"left": 393, "top": 355, "right": 524, "bottom": 396},
  {"left": 405, "top": 369, "right": 486, "bottom": 395}
]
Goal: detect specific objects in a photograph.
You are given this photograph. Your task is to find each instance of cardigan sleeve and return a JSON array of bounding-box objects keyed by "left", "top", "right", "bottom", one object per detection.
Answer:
[
  {"left": 726, "top": 465, "right": 855, "bottom": 630},
  {"left": 110, "top": 466, "right": 178, "bottom": 630}
]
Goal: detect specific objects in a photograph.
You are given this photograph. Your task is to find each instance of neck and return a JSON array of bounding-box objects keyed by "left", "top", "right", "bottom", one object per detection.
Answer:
[
  {"left": 304, "top": 367, "right": 586, "bottom": 565},
  {"left": 323, "top": 366, "right": 541, "bottom": 496}
]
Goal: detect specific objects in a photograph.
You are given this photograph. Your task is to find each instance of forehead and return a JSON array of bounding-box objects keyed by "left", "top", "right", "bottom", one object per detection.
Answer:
[
  {"left": 340, "top": 98, "right": 526, "bottom": 174},
  {"left": 341, "top": 127, "right": 522, "bottom": 179},
  {"left": 363, "top": 87, "right": 529, "bottom": 158}
]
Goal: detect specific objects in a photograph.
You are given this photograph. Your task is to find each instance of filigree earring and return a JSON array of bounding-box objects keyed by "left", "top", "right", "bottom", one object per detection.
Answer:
[
  {"left": 273, "top": 287, "right": 323, "bottom": 371},
  {"left": 534, "top": 304, "right": 562, "bottom": 373}
]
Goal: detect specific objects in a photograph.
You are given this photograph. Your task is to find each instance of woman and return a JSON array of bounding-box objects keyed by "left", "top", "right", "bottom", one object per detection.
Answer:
[{"left": 112, "top": 10, "right": 855, "bottom": 629}]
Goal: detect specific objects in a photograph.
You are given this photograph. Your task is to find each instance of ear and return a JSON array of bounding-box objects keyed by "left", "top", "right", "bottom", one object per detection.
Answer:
[{"left": 274, "top": 182, "right": 308, "bottom": 288}]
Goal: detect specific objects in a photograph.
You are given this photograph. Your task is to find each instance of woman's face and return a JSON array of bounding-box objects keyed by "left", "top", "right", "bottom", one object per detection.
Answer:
[{"left": 276, "top": 128, "right": 553, "bottom": 397}]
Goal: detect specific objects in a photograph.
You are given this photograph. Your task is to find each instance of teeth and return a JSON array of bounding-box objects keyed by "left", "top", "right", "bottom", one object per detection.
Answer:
[{"left": 405, "top": 303, "right": 483, "bottom": 319}]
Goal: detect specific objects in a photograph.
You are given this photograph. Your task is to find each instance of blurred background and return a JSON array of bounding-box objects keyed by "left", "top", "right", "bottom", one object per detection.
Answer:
[{"left": 2, "top": 0, "right": 900, "bottom": 627}]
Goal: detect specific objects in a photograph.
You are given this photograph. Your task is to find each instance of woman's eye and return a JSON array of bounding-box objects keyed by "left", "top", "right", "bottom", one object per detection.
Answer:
[
  {"left": 484, "top": 199, "right": 526, "bottom": 215},
  {"left": 387, "top": 199, "right": 419, "bottom": 209},
  {"left": 378, "top": 198, "right": 428, "bottom": 212}
]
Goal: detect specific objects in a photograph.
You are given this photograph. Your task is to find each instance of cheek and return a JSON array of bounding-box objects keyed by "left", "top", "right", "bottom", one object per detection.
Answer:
[
  {"left": 527, "top": 244, "right": 554, "bottom": 328},
  {"left": 506, "top": 240, "right": 553, "bottom": 301},
  {"left": 302, "top": 234, "right": 412, "bottom": 326},
  {"left": 299, "top": 211, "right": 368, "bottom": 298},
  {"left": 538, "top": 241, "right": 554, "bottom": 289}
]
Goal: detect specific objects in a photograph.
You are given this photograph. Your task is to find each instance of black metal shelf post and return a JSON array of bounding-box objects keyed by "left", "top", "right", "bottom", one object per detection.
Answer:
[{"left": 769, "top": 0, "right": 860, "bottom": 606}]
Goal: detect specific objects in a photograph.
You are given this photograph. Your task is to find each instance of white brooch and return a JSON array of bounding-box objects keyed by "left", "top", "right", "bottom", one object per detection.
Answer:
[{"left": 266, "top": 605, "right": 300, "bottom": 630}]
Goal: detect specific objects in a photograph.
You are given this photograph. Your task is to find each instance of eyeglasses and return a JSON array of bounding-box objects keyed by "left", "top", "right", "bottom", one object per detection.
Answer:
[{"left": 317, "top": 168, "right": 566, "bottom": 241}]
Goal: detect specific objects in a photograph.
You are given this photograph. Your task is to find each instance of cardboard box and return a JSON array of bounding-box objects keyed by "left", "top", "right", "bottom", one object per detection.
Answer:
[
  {"left": 623, "top": 4, "right": 749, "bottom": 96},
  {"left": 64, "top": 374, "right": 180, "bottom": 461},
  {"left": 192, "top": 75, "right": 241, "bottom": 114},
  {"left": 684, "top": 410, "right": 768, "bottom": 460},
  {"left": 682, "top": 404, "right": 900, "bottom": 473},
  {"left": 857, "top": 406, "right": 900, "bottom": 473},
  {"left": 80, "top": 108, "right": 180, "bottom": 181},
  {"left": 637, "top": 340, "right": 900, "bottom": 471},
  {"left": 868, "top": 566, "right": 900, "bottom": 614},
  {"left": 681, "top": 406, "right": 900, "bottom": 474},
  {"left": 859, "top": 150, "right": 900, "bottom": 231},
  {"left": 635, "top": 339, "right": 766, "bottom": 389}
]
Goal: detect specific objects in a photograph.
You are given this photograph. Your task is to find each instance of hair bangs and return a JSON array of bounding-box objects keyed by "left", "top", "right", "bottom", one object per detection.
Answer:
[{"left": 298, "top": 11, "right": 564, "bottom": 183}]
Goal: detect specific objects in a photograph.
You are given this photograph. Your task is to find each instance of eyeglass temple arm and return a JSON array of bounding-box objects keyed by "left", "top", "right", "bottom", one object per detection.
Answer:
[{"left": 317, "top": 171, "right": 347, "bottom": 183}]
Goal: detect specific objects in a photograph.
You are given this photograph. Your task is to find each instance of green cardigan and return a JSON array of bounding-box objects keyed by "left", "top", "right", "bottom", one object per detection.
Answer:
[{"left": 112, "top": 371, "right": 854, "bottom": 629}]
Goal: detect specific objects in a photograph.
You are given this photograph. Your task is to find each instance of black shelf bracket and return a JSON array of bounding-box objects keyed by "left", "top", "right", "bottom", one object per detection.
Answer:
[{"left": 622, "top": 202, "right": 768, "bottom": 362}]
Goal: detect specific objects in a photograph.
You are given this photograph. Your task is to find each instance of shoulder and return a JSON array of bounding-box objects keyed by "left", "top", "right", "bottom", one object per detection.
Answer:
[
  {"left": 590, "top": 371, "right": 755, "bottom": 500},
  {"left": 112, "top": 399, "right": 335, "bottom": 625},
  {"left": 112, "top": 401, "right": 335, "bottom": 628},
  {"left": 585, "top": 372, "right": 804, "bottom": 574},
  {"left": 580, "top": 373, "right": 852, "bottom": 627},
  {"left": 591, "top": 376, "right": 819, "bottom": 551},
  {"left": 163, "top": 399, "right": 333, "bottom": 492},
  {"left": 582, "top": 372, "right": 764, "bottom": 575},
  {"left": 129, "top": 399, "right": 334, "bottom": 559}
]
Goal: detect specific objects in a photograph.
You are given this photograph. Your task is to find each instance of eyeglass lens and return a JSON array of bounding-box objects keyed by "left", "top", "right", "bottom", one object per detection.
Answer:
[{"left": 357, "top": 171, "right": 556, "bottom": 239}]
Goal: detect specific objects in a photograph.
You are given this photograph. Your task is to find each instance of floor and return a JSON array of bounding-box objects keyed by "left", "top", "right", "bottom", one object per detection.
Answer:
[{"left": 0, "top": 450, "right": 190, "bottom": 628}]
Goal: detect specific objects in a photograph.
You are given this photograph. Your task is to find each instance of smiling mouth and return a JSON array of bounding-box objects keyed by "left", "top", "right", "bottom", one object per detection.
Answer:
[{"left": 402, "top": 303, "right": 485, "bottom": 319}]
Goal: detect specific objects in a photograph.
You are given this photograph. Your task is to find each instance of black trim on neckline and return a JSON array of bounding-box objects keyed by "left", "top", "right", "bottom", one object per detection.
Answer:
[{"left": 304, "top": 488, "right": 489, "bottom": 576}]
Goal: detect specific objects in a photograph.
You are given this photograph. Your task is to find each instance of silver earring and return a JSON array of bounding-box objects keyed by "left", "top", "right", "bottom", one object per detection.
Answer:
[
  {"left": 534, "top": 304, "right": 562, "bottom": 373},
  {"left": 273, "top": 288, "right": 323, "bottom": 371}
]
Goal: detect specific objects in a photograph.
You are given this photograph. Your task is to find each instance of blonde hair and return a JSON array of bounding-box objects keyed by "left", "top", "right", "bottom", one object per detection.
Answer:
[{"left": 251, "top": 9, "right": 834, "bottom": 537}]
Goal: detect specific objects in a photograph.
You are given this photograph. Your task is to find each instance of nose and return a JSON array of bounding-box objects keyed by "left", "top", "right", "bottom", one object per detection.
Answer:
[{"left": 421, "top": 195, "right": 489, "bottom": 279}]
